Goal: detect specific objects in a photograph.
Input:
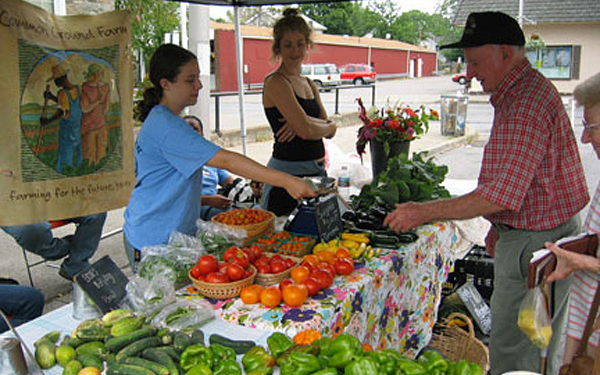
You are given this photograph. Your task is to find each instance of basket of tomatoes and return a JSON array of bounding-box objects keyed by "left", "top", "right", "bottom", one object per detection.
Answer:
[
  {"left": 212, "top": 208, "right": 275, "bottom": 244},
  {"left": 189, "top": 251, "right": 257, "bottom": 299},
  {"left": 253, "top": 253, "right": 301, "bottom": 286}
]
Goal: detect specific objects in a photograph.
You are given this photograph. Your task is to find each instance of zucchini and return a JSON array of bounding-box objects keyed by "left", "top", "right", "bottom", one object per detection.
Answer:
[
  {"left": 115, "top": 336, "right": 162, "bottom": 362},
  {"left": 142, "top": 347, "right": 179, "bottom": 375},
  {"left": 121, "top": 357, "right": 170, "bottom": 375},
  {"left": 107, "top": 363, "right": 156, "bottom": 375},
  {"left": 106, "top": 326, "right": 157, "bottom": 352},
  {"left": 209, "top": 333, "right": 256, "bottom": 354},
  {"left": 77, "top": 353, "right": 103, "bottom": 371}
]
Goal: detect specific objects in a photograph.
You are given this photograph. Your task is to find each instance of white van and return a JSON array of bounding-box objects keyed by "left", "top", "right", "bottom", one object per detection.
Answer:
[{"left": 301, "top": 64, "right": 341, "bottom": 88}]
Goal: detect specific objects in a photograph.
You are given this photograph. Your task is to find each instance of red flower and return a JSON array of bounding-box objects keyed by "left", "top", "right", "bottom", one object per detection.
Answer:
[
  {"left": 388, "top": 119, "right": 400, "bottom": 130},
  {"left": 401, "top": 107, "right": 417, "bottom": 118},
  {"left": 370, "top": 119, "right": 383, "bottom": 128}
]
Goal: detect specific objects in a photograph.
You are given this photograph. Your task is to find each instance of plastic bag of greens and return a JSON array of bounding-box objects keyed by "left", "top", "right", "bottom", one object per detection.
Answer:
[
  {"left": 169, "top": 230, "right": 205, "bottom": 252},
  {"left": 126, "top": 274, "right": 176, "bottom": 317},
  {"left": 137, "top": 244, "right": 200, "bottom": 288},
  {"left": 517, "top": 285, "right": 553, "bottom": 349},
  {"left": 195, "top": 219, "right": 245, "bottom": 260},
  {"left": 151, "top": 298, "right": 214, "bottom": 331}
]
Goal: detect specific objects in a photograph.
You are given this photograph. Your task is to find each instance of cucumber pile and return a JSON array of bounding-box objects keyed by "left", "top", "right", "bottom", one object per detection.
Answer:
[{"left": 33, "top": 309, "right": 255, "bottom": 375}]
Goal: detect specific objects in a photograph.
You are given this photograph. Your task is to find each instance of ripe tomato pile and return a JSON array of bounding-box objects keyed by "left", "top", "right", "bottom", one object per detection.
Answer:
[
  {"left": 190, "top": 246, "right": 259, "bottom": 284},
  {"left": 251, "top": 253, "right": 297, "bottom": 274},
  {"left": 213, "top": 208, "right": 272, "bottom": 226}
]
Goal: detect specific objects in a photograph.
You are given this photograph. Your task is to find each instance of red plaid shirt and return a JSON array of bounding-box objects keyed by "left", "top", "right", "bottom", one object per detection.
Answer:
[{"left": 475, "top": 59, "right": 589, "bottom": 230}]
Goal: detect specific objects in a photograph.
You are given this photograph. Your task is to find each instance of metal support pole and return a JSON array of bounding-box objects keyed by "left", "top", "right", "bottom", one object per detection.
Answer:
[
  {"left": 215, "top": 96, "right": 221, "bottom": 135},
  {"left": 234, "top": 7, "right": 247, "bottom": 155},
  {"left": 335, "top": 87, "right": 340, "bottom": 115},
  {"left": 371, "top": 84, "right": 376, "bottom": 107}
]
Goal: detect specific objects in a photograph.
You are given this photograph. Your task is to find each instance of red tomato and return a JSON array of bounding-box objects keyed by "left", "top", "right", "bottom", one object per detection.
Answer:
[
  {"left": 312, "top": 269, "right": 334, "bottom": 290},
  {"left": 271, "top": 254, "right": 283, "bottom": 262},
  {"left": 242, "top": 248, "right": 255, "bottom": 263},
  {"left": 219, "top": 262, "right": 230, "bottom": 274},
  {"left": 254, "top": 255, "right": 270, "bottom": 267},
  {"left": 224, "top": 247, "right": 250, "bottom": 268},
  {"left": 321, "top": 264, "right": 336, "bottom": 278},
  {"left": 226, "top": 263, "right": 245, "bottom": 281},
  {"left": 270, "top": 260, "right": 287, "bottom": 274},
  {"left": 283, "top": 258, "right": 296, "bottom": 269},
  {"left": 196, "top": 255, "right": 219, "bottom": 275},
  {"left": 205, "top": 272, "right": 230, "bottom": 284},
  {"left": 301, "top": 261, "right": 316, "bottom": 273},
  {"left": 190, "top": 264, "right": 203, "bottom": 279},
  {"left": 249, "top": 245, "right": 262, "bottom": 259},
  {"left": 334, "top": 258, "right": 354, "bottom": 276},
  {"left": 257, "top": 264, "right": 271, "bottom": 274},
  {"left": 302, "top": 277, "right": 321, "bottom": 296},
  {"left": 243, "top": 269, "right": 254, "bottom": 279},
  {"left": 279, "top": 279, "right": 293, "bottom": 292}
]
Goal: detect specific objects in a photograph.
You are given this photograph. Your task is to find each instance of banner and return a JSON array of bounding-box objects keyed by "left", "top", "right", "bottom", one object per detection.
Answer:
[{"left": 0, "top": 0, "right": 134, "bottom": 225}]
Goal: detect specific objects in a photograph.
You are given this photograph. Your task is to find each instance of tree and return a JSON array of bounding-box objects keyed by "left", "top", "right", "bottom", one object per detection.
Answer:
[
  {"left": 115, "top": 0, "right": 180, "bottom": 84},
  {"left": 223, "top": 6, "right": 280, "bottom": 26}
]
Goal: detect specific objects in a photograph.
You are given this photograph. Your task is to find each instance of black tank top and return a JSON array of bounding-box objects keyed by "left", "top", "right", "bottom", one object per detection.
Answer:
[{"left": 264, "top": 74, "right": 325, "bottom": 161}]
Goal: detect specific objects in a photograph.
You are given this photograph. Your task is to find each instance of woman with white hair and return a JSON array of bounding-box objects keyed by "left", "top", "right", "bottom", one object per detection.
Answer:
[{"left": 545, "top": 71, "right": 600, "bottom": 364}]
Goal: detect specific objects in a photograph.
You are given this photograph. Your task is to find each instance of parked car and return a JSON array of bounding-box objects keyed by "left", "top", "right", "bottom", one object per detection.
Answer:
[
  {"left": 452, "top": 73, "right": 469, "bottom": 85},
  {"left": 338, "top": 63, "right": 377, "bottom": 85},
  {"left": 301, "top": 63, "right": 341, "bottom": 88}
]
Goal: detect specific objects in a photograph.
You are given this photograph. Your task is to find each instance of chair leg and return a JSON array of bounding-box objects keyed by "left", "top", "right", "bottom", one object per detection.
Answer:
[{"left": 20, "top": 247, "right": 35, "bottom": 287}]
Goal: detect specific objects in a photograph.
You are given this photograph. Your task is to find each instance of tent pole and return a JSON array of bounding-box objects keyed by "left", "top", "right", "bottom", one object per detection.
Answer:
[{"left": 234, "top": 6, "right": 247, "bottom": 155}]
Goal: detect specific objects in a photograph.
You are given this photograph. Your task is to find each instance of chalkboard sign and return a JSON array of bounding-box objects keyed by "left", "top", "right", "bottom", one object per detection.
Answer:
[
  {"left": 74, "top": 255, "right": 129, "bottom": 313},
  {"left": 315, "top": 193, "right": 344, "bottom": 242}
]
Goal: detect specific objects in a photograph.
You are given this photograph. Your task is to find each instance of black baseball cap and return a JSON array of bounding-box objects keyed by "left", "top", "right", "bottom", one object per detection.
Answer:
[{"left": 440, "top": 11, "right": 525, "bottom": 49}]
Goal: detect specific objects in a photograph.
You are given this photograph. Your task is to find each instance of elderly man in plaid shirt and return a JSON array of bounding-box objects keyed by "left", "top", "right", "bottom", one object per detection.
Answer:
[{"left": 385, "top": 12, "right": 589, "bottom": 375}]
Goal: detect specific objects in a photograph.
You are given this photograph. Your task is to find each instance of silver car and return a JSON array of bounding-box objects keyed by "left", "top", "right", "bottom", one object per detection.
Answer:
[{"left": 301, "top": 63, "right": 341, "bottom": 88}]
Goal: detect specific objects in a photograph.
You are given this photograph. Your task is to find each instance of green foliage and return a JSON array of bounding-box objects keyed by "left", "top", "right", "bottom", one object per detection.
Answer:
[
  {"left": 351, "top": 152, "right": 451, "bottom": 212},
  {"left": 114, "top": 0, "right": 180, "bottom": 85}
]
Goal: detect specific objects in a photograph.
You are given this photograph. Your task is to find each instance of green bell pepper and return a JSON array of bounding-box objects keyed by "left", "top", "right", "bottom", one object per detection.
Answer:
[
  {"left": 470, "top": 363, "right": 484, "bottom": 375},
  {"left": 310, "top": 368, "right": 338, "bottom": 375},
  {"left": 279, "top": 351, "right": 322, "bottom": 375},
  {"left": 323, "top": 333, "right": 362, "bottom": 369},
  {"left": 213, "top": 358, "right": 241, "bottom": 375},
  {"left": 241, "top": 345, "right": 275, "bottom": 375},
  {"left": 398, "top": 360, "right": 426, "bottom": 375},
  {"left": 276, "top": 344, "right": 319, "bottom": 366},
  {"left": 344, "top": 356, "right": 380, "bottom": 375},
  {"left": 184, "top": 363, "right": 213, "bottom": 375},
  {"left": 180, "top": 344, "right": 214, "bottom": 371},
  {"left": 368, "top": 350, "right": 397, "bottom": 375},
  {"left": 266, "top": 332, "right": 294, "bottom": 359},
  {"left": 210, "top": 343, "right": 236, "bottom": 364},
  {"left": 417, "top": 350, "right": 448, "bottom": 374},
  {"left": 454, "top": 360, "right": 471, "bottom": 375}
]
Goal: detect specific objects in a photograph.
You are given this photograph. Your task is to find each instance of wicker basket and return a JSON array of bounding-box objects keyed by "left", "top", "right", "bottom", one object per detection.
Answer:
[
  {"left": 254, "top": 254, "right": 302, "bottom": 286},
  {"left": 429, "top": 312, "right": 489, "bottom": 372},
  {"left": 212, "top": 209, "right": 275, "bottom": 245},
  {"left": 188, "top": 265, "right": 257, "bottom": 299}
]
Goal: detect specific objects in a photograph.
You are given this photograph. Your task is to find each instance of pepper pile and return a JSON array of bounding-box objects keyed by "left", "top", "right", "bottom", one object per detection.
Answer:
[{"left": 258, "top": 331, "right": 485, "bottom": 375}]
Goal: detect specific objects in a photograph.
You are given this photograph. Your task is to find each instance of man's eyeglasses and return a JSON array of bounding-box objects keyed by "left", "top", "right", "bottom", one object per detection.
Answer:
[{"left": 583, "top": 119, "right": 600, "bottom": 133}]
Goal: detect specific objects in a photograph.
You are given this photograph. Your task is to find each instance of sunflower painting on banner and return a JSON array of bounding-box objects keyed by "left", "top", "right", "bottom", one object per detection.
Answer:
[{"left": 0, "top": 0, "right": 134, "bottom": 225}]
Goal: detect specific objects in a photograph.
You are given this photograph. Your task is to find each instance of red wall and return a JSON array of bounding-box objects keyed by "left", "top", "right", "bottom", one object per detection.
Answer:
[{"left": 214, "top": 30, "right": 437, "bottom": 91}]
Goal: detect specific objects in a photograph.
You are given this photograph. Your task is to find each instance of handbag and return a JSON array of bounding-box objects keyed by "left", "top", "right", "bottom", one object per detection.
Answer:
[{"left": 559, "top": 280, "right": 600, "bottom": 375}]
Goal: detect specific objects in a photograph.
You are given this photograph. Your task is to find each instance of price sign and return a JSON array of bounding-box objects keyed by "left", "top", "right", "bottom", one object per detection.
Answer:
[
  {"left": 74, "top": 255, "right": 129, "bottom": 313},
  {"left": 314, "top": 193, "right": 344, "bottom": 242}
]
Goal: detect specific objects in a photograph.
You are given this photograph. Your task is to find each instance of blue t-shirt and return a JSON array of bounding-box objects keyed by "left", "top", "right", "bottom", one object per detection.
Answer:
[
  {"left": 124, "top": 105, "right": 220, "bottom": 249},
  {"left": 202, "top": 166, "right": 230, "bottom": 196}
]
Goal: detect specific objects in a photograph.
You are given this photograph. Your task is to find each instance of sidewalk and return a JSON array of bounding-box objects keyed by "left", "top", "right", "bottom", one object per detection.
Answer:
[{"left": 33, "top": 115, "right": 479, "bottom": 314}]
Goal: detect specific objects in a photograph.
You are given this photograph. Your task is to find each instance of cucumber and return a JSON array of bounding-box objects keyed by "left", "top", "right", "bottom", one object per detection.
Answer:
[
  {"left": 209, "top": 333, "right": 256, "bottom": 354},
  {"left": 121, "top": 357, "right": 170, "bottom": 375},
  {"left": 106, "top": 326, "right": 157, "bottom": 352},
  {"left": 190, "top": 329, "right": 205, "bottom": 346},
  {"left": 60, "top": 336, "right": 86, "bottom": 348},
  {"left": 62, "top": 359, "right": 82, "bottom": 375},
  {"left": 35, "top": 340, "right": 56, "bottom": 369},
  {"left": 75, "top": 341, "right": 108, "bottom": 360},
  {"left": 142, "top": 347, "right": 179, "bottom": 375},
  {"left": 77, "top": 353, "right": 104, "bottom": 371},
  {"left": 107, "top": 363, "right": 156, "bottom": 375},
  {"left": 34, "top": 330, "right": 60, "bottom": 347},
  {"left": 152, "top": 346, "right": 180, "bottom": 362},
  {"left": 75, "top": 318, "right": 110, "bottom": 341},
  {"left": 115, "top": 336, "right": 162, "bottom": 362},
  {"left": 172, "top": 331, "right": 192, "bottom": 353},
  {"left": 110, "top": 316, "right": 145, "bottom": 337}
]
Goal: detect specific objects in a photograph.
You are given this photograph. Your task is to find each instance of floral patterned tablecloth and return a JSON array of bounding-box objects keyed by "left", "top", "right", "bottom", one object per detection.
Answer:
[{"left": 179, "top": 221, "right": 463, "bottom": 358}]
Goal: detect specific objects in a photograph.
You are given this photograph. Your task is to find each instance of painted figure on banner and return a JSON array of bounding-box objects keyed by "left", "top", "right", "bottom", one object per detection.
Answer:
[{"left": 19, "top": 48, "right": 122, "bottom": 179}]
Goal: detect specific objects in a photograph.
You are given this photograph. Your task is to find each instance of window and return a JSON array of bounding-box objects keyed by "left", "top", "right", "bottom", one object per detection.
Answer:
[
  {"left": 348, "top": 66, "right": 356, "bottom": 72},
  {"left": 301, "top": 67, "right": 310, "bottom": 75},
  {"left": 527, "top": 45, "right": 581, "bottom": 80},
  {"left": 24, "top": 0, "right": 53, "bottom": 12},
  {"left": 358, "top": 66, "right": 365, "bottom": 72},
  {"left": 315, "top": 66, "right": 326, "bottom": 74}
]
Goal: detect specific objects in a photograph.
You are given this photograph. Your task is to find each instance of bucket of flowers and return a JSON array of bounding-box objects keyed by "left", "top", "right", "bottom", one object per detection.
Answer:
[{"left": 355, "top": 97, "right": 439, "bottom": 179}]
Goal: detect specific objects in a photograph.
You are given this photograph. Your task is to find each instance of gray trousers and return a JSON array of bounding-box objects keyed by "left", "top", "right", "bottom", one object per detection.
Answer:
[{"left": 490, "top": 216, "right": 579, "bottom": 375}]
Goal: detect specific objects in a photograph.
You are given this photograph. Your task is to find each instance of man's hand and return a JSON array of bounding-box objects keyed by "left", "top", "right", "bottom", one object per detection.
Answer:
[
  {"left": 485, "top": 226, "right": 498, "bottom": 258},
  {"left": 203, "top": 195, "right": 232, "bottom": 210},
  {"left": 383, "top": 202, "right": 428, "bottom": 233},
  {"left": 544, "top": 241, "right": 599, "bottom": 283},
  {"left": 284, "top": 176, "right": 317, "bottom": 200}
]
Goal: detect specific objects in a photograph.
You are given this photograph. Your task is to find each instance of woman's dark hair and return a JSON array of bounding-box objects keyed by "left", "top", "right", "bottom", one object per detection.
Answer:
[
  {"left": 272, "top": 8, "right": 312, "bottom": 60},
  {"left": 135, "top": 44, "right": 197, "bottom": 121}
]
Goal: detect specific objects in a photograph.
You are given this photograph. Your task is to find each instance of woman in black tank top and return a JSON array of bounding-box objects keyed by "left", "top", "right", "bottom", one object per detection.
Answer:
[{"left": 260, "top": 8, "right": 338, "bottom": 216}]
